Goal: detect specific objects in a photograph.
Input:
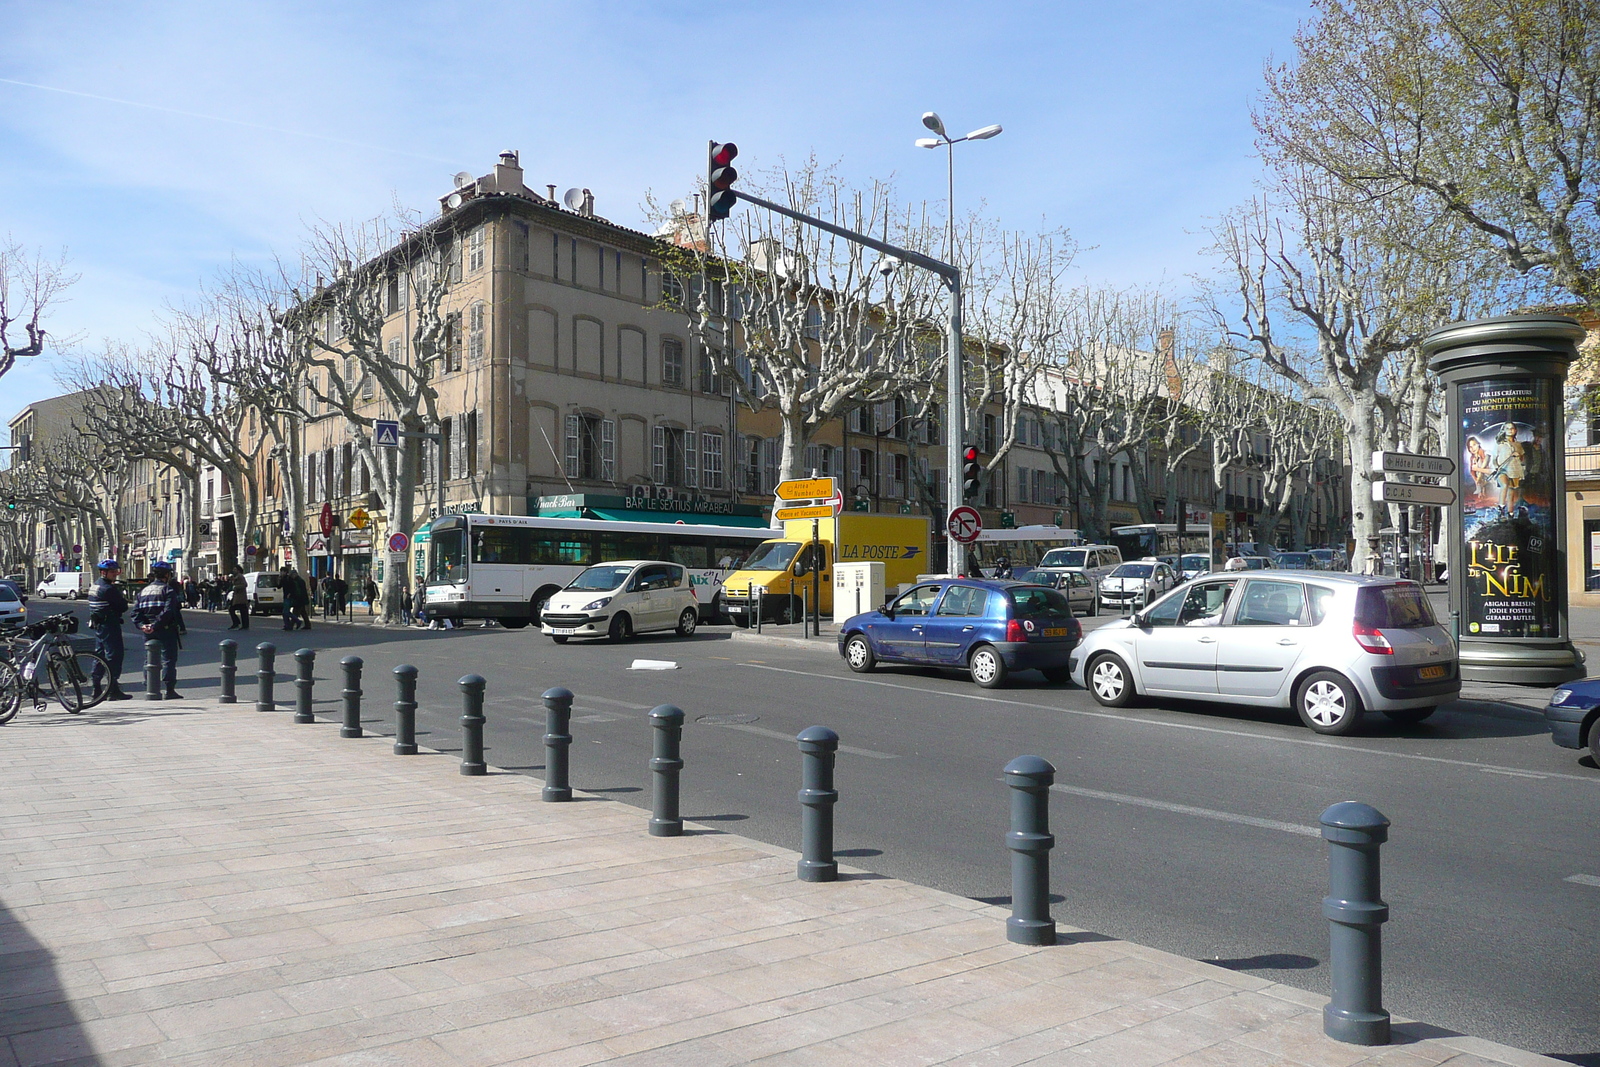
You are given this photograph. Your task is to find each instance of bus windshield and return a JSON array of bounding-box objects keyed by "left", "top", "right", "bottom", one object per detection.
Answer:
[
  {"left": 431, "top": 527, "right": 467, "bottom": 583},
  {"left": 742, "top": 541, "right": 801, "bottom": 572},
  {"left": 566, "top": 565, "right": 634, "bottom": 591}
]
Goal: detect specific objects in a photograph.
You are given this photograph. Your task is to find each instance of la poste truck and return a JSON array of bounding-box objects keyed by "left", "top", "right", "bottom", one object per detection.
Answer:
[{"left": 719, "top": 513, "right": 931, "bottom": 624}]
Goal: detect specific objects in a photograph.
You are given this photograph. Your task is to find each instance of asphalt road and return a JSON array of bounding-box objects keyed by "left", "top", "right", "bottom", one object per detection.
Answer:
[{"left": 26, "top": 598, "right": 1599, "bottom": 1063}]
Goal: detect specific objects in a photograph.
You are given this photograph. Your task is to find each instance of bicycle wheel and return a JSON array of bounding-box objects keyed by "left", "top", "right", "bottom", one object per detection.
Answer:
[
  {"left": 0, "top": 661, "right": 22, "bottom": 725},
  {"left": 49, "top": 651, "right": 109, "bottom": 713}
]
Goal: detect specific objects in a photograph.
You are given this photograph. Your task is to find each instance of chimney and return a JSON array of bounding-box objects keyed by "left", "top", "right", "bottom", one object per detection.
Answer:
[
  {"left": 492, "top": 150, "right": 523, "bottom": 195},
  {"left": 547, "top": 184, "right": 556, "bottom": 202}
]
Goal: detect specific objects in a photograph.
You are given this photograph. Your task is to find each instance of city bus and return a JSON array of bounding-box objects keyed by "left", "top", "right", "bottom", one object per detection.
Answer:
[
  {"left": 1109, "top": 522, "right": 1215, "bottom": 568},
  {"left": 423, "top": 513, "right": 779, "bottom": 627},
  {"left": 966, "top": 526, "right": 1086, "bottom": 576}
]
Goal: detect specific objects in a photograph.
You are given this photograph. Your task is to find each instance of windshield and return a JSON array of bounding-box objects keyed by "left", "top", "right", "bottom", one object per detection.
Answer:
[
  {"left": 566, "top": 565, "right": 633, "bottom": 592},
  {"left": 0, "top": 586, "right": 17, "bottom": 603},
  {"left": 1009, "top": 586, "right": 1073, "bottom": 619},
  {"left": 1110, "top": 563, "right": 1152, "bottom": 578},
  {"left": 1039, "top": 548, "right": 1087, "bottom": 568},
  {"left": 1310, "top": 550, "right": 1334, "bottom": 560},
  {"left": 1181, "top": 555, "right": 1208, "bottom": 569},
  {"left": 430, "top": 528, "right": 466, "bottom": 584},
  {"left": 741, "top": 541, "right": 801, "bottom": 572},
  {"left": 252, "top": 574, "right": 280, "bottom": 589},
  {"left": 1356, "top": 583, "right": 1438, "bottom": 629}
]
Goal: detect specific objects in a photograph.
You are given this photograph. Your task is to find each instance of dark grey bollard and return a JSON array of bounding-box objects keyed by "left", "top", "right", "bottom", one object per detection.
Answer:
[
  {"left": 255, "top": 643, "right": 276, "bottom": 713},
  {"left": 1003, "top": 755, "right": 1057, "bottom": 946},
  {"left": 143, "top": 638, "right": 162, "bottom": 701},
  {"left": 541, "top": 687, "right": 573, "bottom": 802},
  {"left": 458, "top": 674, "right": 486, "bottom": 775},
  {"left": 1321, "top": 802, "right": 1391, "bottom": 1045},
  {"left": 796, "top": 726, "right": 839, "bottom": 882},
  {"left": 648, "top": 705, "right": 685, "bottom": 837},
  {"left": 340, "top": 656, "right": 363, "bottom": 738},
  {"left": 293, "top": 648, "right": 315, "bottom": 724},
  {"left": 218, "top": 640, "right": 238, "bottom": 704},
  {"left": 392, "top": 664, "right": 418, "bottom": 755}
]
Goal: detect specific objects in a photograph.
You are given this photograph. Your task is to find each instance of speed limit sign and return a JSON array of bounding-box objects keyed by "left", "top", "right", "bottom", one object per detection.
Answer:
[{"left": 947, "top": 506, "right": 983, "bottom": 544}]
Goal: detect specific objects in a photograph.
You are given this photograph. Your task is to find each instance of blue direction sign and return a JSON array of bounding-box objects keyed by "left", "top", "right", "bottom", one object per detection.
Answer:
[{"left": 374, "top": 420, "right": 400, "bottom": 449}]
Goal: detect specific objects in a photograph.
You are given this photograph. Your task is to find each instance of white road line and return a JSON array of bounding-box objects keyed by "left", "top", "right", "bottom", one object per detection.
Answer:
[
  {"left": 1481, "top": 767, "right": 1548, "bottom": 779},
  {"left": 702, "top": 721, "right": 898, "bottom": 759},
  {"left": 1564, "top": 874, "right": 1600, "bottom": 887},
  {"left": 739, "top": 663, "right": 1599, "bottom": 784},
  {"left": 582, "top": 695, "right": 654, "bottom": 710},
  {"left": 1050, "top": 784, "right": 1322, "bottom": 837}
]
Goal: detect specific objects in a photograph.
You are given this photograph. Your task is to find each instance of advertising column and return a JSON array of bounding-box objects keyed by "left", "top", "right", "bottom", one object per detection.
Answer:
[{"left": 1424, "top": 314, "right": 1585, "bottom": 685}]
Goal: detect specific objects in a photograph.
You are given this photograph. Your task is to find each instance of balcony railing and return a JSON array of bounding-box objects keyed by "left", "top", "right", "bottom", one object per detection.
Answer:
[
  {"left": 216, "top": 494, "right": 234, "bottom": 516},
  {"left": 200, "top": 500, "right": 213, "bottom": 519},
  {"left": 1567, "top": 444, "right": 1600, "bottom": 477}
]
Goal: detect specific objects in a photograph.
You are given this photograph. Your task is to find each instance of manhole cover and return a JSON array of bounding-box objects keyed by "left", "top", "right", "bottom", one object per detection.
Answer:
[{"left": 696, "top": 713, "right": 759, "bottom": 725}]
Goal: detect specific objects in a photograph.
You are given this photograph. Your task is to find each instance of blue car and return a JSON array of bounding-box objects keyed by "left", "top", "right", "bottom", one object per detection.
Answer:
[
  {"left": 1543, "top": 680, "right": 1600, "bottom": 765},
  {"left": 837, "top": 578, "right": 1083, "bottom": 688}
]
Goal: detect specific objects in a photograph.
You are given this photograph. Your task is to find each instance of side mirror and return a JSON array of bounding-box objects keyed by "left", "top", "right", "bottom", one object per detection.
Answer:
[
  {"left": 881, "top": 603, "right": 895, "bottom": 619},
  {"left": 793, "top": 561, "right": 810, "bottom": 578}
]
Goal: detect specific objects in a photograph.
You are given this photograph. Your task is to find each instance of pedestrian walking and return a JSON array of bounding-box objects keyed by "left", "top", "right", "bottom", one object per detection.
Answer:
[
  {"left": 363, "top": 577, "right": 378, "bottom": 616},
  {"left": 87, "top": 559, "right": 132, "bottom": 702},
  {"left": 280, "top": 564, "right": 312, "bottom": 631},
  {"left": 226, "top": 566, "right": 250, "bottom": 630},
  {"left": 131, "top": 560, "right": 184, "bottom": 699},
  {"left": 398, "top": 580, "right": 412, "bottom": 625},
  {"left": 412, "top": 584, "right": 427, "bottom": 628},
  {"left": 182, "top": 575, "right": 199, "bottom": 609},
  {"left": 326, "top": 574, "right": 348, "bottom": 619}
]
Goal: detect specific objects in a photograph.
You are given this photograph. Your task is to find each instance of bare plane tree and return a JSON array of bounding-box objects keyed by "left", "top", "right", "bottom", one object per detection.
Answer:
[{"left": 0, "top": 235, "right": 78, "bottom": 379}]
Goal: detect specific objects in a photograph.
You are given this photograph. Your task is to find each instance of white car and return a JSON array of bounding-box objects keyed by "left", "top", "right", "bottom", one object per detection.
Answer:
[
  {"left": 1071, "top": 573, "right": 1457, "bottom": 735},
  {"left": 541, "top": 560, "right": 699, "bottom": 643},
  {"left": 1098, "top": 561, "right": 1177, "bottom": 612},
  {"left": 0, "top": 582, "right": 24, "bottom": 630}
]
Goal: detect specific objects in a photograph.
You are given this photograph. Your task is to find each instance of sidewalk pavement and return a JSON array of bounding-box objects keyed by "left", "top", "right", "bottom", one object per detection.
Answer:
[{"left": 0, "top": 699, "right": 1562, "bottom": 1067}]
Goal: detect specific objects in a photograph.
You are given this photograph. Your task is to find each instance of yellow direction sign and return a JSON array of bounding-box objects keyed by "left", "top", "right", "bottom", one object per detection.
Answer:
[
  {"left": 348, "top": 507, "right": 370, "bottom": 530},
  {"left": 774, "top": 477, "right": 836, "bottom": 501},
  {"left": 773, "top": 504, "right": 836, "bottom": 521}
]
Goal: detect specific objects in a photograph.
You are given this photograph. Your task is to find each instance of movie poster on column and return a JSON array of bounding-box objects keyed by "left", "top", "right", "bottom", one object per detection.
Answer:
[{"left": 1459, "top": 378, "right": 1557, "bottom": 638}]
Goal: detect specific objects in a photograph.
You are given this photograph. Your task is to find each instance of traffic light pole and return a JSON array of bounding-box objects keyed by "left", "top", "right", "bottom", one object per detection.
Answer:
[{"left": 727, "top": 189, "right": 967, "bottom": 574}]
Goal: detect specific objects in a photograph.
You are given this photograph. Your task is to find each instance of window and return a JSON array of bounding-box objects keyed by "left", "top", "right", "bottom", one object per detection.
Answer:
[
  {"left": 514, "top": 222, "right": 530, "bottom": 271},
  {"left": 440, "top": 417, "right": 453, "bottom": 481},
  {"left": 385, "top": 274, "right": 404, "bottom": 314},
  {"left": 738, "top": 435, "right": 761, "bottom": 494},
  {"left": 923, "top": 403, "right": 940, "bottom": 446},
  {"left": 760, "top": 437, "right": 780, "bottom": 494},
  {"left": 1032, "top": 469, "right": 1045, "bottom": 505},
  {"left": 468, "top": 227, "right": 485, "bottom": 272},
  {"left": 565, "top": 414, "right": 614, "bottom": 481},
  {"left": 893, "top": 584, "right": 942, "bottom": 616},
  {"left": 662, "top": 338, "right": 684, "bottom": 386},
  {"left": 468, "top": 302, "right": 485, "bottom": 362},
  {"left": 804, "top": 444, "right": 838, "bottom": 478},
  {"left": 851, "top": 406, "right": 874, "bottom": 435},
  {"left": 853, "top": 447, "right": 876, "bottom": 497},
  {"left": 983, "top": 413, "right": 998, "bottom": 453},
  {"left": 937, "top": 586, "right": 987, "bottom": 617},
  {"left": 888, "top": 453, "right": 908, "bottom": 499},
  {"left": 466, "top": 411, "right": 479, "bottom": 478},
  {"left": 701, "top": 431, "right": 724, "bottom": 491},
  {"left": 1017, "top": 466, "right": 1030, "bottom": 503},
  {"left": 663, "top": 271, "right": 685, "bottom": 306},
  {"left": 652, "top": 426, "right": 696, "bottom": 487},
  {"left": 1234, "top": 580, "right": 1307, "bottom": 626},
  {"left": 444, "top": 312, "right": 463, "bottom": 372}
]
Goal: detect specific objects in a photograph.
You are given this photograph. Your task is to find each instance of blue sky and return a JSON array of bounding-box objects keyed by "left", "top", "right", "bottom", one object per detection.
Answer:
[{"left": 0, "top": 0, "right": 1309, "bottom": 423}]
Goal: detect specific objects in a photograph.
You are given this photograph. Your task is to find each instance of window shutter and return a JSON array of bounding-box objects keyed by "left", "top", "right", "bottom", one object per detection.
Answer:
[
  {"left": 601, "top": 419, "right": 615, "bottom": 482},
  {"left": 652, "top": 426, "right": 665, "bottom": 484},
  {"left": 684, "top": 430, "right": 697, "bottom": 489},
  {"left": 1017, "top": 466, "right": 1029, "bottom": 502},
  {"left": 760, "top": 438, "right": 779, "bottom": 495},
  {"left": 565, "top": 415, "right": 579, "bottom": 479},
  {"left": 804, "top": 445, "right": 818, "bottom": 474}
]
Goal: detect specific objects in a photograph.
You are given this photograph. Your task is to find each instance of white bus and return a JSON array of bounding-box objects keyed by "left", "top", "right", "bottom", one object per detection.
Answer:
[
  {"left": 966, "top": 525, "right": 1085, "bottom": 576},
  {"left": 1110, "top": 523, "right": 1216, "bottom": 567},
  {"left": 423, "top": 513, "right": 779, "bottom": 627}
]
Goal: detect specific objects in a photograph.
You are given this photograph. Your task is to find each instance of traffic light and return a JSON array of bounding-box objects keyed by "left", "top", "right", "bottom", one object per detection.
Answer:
[
  {"left": 3, "top": 496, "right": 14, "bottom": 511},
  {"left": 707, "top": 141, "right": 739, "bottom": 222},
  {"left": 962, "top": 445, "right": 982, "bottom": 500}
]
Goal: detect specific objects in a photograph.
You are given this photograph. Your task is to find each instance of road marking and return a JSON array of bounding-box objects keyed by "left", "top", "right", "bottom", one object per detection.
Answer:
[
  {"left": 1481, "top": 767, "right": 1548, "bottom": 779},
  {"left": 1564, "top": 874, "right": 1600, "bottom": 887},
  {"left": 581, "top": 695, "right": 653, "bottom": 710},
  {"left": 701, "top": 721, "right": 898, "bottom": 759},
  {"left": 740, "top": 664, "right": 1599, "bottom": 784},
  {"left": 1049, "top": 784, "right": 1321, "bottom": 837},
  {"left": 571, "top": 713, "right": 622, "bottom": 724}
]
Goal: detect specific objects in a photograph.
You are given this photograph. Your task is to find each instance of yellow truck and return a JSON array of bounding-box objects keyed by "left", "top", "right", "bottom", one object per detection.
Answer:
[{"left": 718, "top": 513, "right": 932, "bottom": 625}]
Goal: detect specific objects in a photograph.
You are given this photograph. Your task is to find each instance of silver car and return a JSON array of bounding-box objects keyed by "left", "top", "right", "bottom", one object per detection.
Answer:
[{"left": 1069, "top": 573, "right": 1457, "bottom": 735}]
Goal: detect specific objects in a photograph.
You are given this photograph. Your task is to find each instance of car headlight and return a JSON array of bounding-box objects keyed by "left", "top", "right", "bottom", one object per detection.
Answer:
[
  {"left": 1550, "top": 688, "right": 1572, "bottom": 705},
  {"left": 583, "top": 597, "right": 612, "bottom": 612}
]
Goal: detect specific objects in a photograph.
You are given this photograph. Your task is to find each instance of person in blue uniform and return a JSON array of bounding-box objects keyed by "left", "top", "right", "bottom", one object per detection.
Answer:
[{"left": 87, "top": 559, "right": 133, "bottom": 701}]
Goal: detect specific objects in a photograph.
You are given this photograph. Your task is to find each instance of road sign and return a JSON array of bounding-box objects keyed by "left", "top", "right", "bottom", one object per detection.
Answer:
[
  {"left": 774, "top": 504, "right": 836, "bottom": 521},
  {"left": 348, "top": 507, "right": 369, "bottom": 530},
  {"left": 774, "top": 477, "right": 837, "bottom": 501},
  {"left": 374, "top": 420, "right": 400, "bottom": 449},
  {"left": 319, "top": 502, "right": 334, "bottom": 538},
  {"left": 947, "top": 505, "right": 982, "bottom": 544},
  {"left": 1372, "top": 481, "right": 1457, "bottom": 507},
  {"left": 1372, "top": 451, "right": 1455, "bottom": 477},
  {"left": 388, "top": 532, "right": 410, "bottom": 554},
  {"left": 244, "top": 545, "right": 257, "bottom": 557}
]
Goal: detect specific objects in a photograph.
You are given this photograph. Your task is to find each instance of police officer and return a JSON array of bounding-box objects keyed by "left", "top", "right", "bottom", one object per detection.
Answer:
[
  {"left": 87, "top": 559, "right": 132, "bottom": 701},
  {"left": 131, "top": 560, "right": 185, "bottom": 699}
]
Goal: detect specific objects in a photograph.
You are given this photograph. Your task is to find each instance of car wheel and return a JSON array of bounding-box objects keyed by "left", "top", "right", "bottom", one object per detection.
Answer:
[
  {"left": 773, "top": 596, "right": 797, "bottom": 625},
  {"left": 844, "top": 634, "right": 875, "bottom": 673},
  {"left": 1087, "top": 653, "right": 1135, "bottom": 707},
  {"left": 1041, "top": 666, "right": 1071, "bottom": 685},
  {"left": 1382, "top": 706, "right": 1436, "bottom": 725},
  {"left": 1589, "top": 716, "right": 1600, "bottom": 765},
  {"left": 1295, "top": 671, "right": 1364, "bottom": 735},
  {"left": 969, "top": 645, "right": 1008, "bottom": 689},
  {"left": 676, "top": 608, "right": 697, "bottom": 637},
  {"left": 608, "top": 613, "right": 633, "bottom": 642},
  {"left": 550, "top": 634, "right": 569, "bottom": 644}
]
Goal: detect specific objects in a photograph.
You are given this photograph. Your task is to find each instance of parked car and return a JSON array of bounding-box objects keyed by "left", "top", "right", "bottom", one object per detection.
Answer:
[
  {"left": 36, "top": 571, "right": 91, "bottom": 600},
  {"left": 541, "top": 560, "right": 699, "bottom": 642},
  {"left": 0, "top": 578, "right": 28, "bottom": 606},
  {"left": 1177, "top": 554, "right": 1211, "bottom": 582},
  {"left": 1033, "top": 544, "right": 1123, "bottom": 587},
  {"left": 1234, "top": 556, "right": 1274, "bottom": 571},
  {"left": 0, "top": 581, "right": 24, "bottom": 631},
  {"left": 1542, "top": 681, "right": 1600, "bottom": 767},
  {"left": 839, "top": 578, "right": 1082, "bottom": 689},
  {"left": 1098, "top": 561, "right": 1177, "bottom": 612},
  {"left": 1308, "top": 549, "right": 1339, "bottom": 571},
  {"left": 1275, "top": 552, "right": 1315, "bottom": 570},
  {"left": 1012, "top": 568, "right": 1098, "bottom": 616},
  {"left": 1070, "top": 573, "right": 1457, "bottom": 735},
  {"left": 243, "top": 571, "right": 283, "bottom": 614}
]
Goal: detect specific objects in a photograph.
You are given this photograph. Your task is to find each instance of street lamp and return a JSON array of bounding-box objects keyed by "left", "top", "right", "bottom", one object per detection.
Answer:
[{"left": 917, "top": 111, "right": 1002, "bottom": 574}]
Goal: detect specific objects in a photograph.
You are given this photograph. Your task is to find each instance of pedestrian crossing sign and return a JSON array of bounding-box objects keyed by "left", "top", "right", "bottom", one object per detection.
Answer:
[{"left": 374, "top": 420, "right": 400, "bottom": 448}]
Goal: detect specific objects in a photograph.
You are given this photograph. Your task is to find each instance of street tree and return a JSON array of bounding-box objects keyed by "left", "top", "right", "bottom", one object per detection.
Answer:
[{"left": 0, "top": 235, "right": 77, "bottom": 379}]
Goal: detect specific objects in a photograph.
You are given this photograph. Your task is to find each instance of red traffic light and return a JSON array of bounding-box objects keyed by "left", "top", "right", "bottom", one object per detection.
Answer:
[
  {"left": 708, "top": 141, "right": 740, "bottom": 222},
  {"left": 963, "top": 446, "right": 979, "bottom": 463},
  {"left": 711, "top": 142, "right": 738, "bottom": 169}
]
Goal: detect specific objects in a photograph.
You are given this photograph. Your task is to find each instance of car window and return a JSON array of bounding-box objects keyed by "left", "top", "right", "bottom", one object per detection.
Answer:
[
  {"left": 1355, "top": 583, "right": 1437, "bottom": 628},
  {"left": 894, "top": 584, "right": 942, "bottom": 616},
  {"left": 1233, "top": 579, "right": 1307, "bottom": 626},
  {"left": 1143, "top": 588, "right": 1185, "bottom": 627},
  {"left": 1179, "top": 580, "right": 1238, "bottom": 625},
  {"left": 1307, "top": 585, "right": 1336, "bottom": 625},
  {"left": 1071, "top": 572, "right": 1090, "bottom": 588},
  {"left": 1009, "top": 586, "right": 1072, "bottom": 619},
  {"left": 936, "top": 586, "right": 975, "bottom": 616}
]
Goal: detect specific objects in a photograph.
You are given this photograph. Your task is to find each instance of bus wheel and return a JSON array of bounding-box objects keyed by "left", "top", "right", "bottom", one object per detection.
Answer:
[{"left": 531, "top": 586, "right": 561, "bottom": 626}]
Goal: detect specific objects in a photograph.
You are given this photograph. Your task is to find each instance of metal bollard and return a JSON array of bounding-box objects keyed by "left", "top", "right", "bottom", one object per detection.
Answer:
[
  {"left": 796, "top": 726, "right": 839, "bottom": 882},
  {"left": 218, "top": 640, "right": 238, "bottom": 704},
  {"left": 541, "top": 687, "right": 573, "bottom": 801},
  {"left": 458, "top": 674, "right": 486, "bottom": 776},
  {"left": 1003, "top": 755, "right": 1057, "bottom": 946},
  {"left": 648, "top": 705, "right": 685, "bottom": 837},
  {"left": 1321, "top": 802, "right": 1391, "bottom": 1045},
  {"left": 293, "top": 648, "right": 316, "bottom": 724},
  {"left": 392, "top": 664, "right": 418, "bottom": 755},
  {"left": 340, "top": 656, "right": 363, "bottom": 738},
  {"left": 255, "top": 643, "right": 276, "bottom": 713},
  {"left": 143, "top": 639, "right": 162, "bottom": 701}
]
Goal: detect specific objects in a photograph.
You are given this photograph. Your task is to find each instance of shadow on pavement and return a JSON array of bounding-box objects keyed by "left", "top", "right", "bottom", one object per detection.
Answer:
[
  {"left": 1205, "top": 952, "right": 1319, "bottom": 971},
  {"left": 0, "top": 897, "right": 103, "bottom": 1065}
]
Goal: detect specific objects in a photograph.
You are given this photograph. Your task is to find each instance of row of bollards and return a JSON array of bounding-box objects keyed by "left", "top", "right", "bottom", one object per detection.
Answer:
[{"left": 222, "top": 639, "right": 1392, "bottom": 1047}]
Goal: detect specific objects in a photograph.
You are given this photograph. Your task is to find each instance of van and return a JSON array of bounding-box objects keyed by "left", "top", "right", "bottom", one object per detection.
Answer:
[
  {"left": 36, "top": 571, "right": 91, "bottom": 600},
  {"left": 243, "top": 571, "right": 283, "bottom": 614},
  {"left": 1032, "top": 544, "right": 1123, "bottom": 586}
]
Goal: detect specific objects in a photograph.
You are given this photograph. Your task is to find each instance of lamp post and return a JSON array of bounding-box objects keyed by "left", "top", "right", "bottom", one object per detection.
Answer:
[{"left": 916, "top": 113, "right": 1001, "bottom": 575}]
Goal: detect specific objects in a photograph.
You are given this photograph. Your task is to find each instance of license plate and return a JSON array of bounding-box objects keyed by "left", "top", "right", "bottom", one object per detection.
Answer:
[
  {"left": 1042, "top": 628, "right": 1068, "bottom": 638},
  {"left": 552, "top": 627, "right": 576, "bottom": 636},
  {"left": 1418, "top": 664, "right": 1447, "bottom": 680}
]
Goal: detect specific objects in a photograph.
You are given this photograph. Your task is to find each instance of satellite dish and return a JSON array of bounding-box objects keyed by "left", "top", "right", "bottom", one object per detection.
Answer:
[
  {"left": 563, "top": 188, "right": 585, "bottom": 211},
  {"left": 452, "top": 171, "right": 474, "bottom": 189},
  {"left": 446, "top": 192, "right": 464, "bottom": 210},
  {"left": 669, "top": 198, "right": 687, "bottom": 215}
]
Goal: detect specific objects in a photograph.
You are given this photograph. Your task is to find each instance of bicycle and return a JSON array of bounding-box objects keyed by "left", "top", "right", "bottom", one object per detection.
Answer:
[{"left": 0, "top": 613, "right": 112, "bottom": 724}]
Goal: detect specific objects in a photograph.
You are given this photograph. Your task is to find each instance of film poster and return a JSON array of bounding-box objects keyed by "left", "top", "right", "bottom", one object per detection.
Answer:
[{"left": 1459, "top": 378, "right": 1557, "bottom": 638}]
